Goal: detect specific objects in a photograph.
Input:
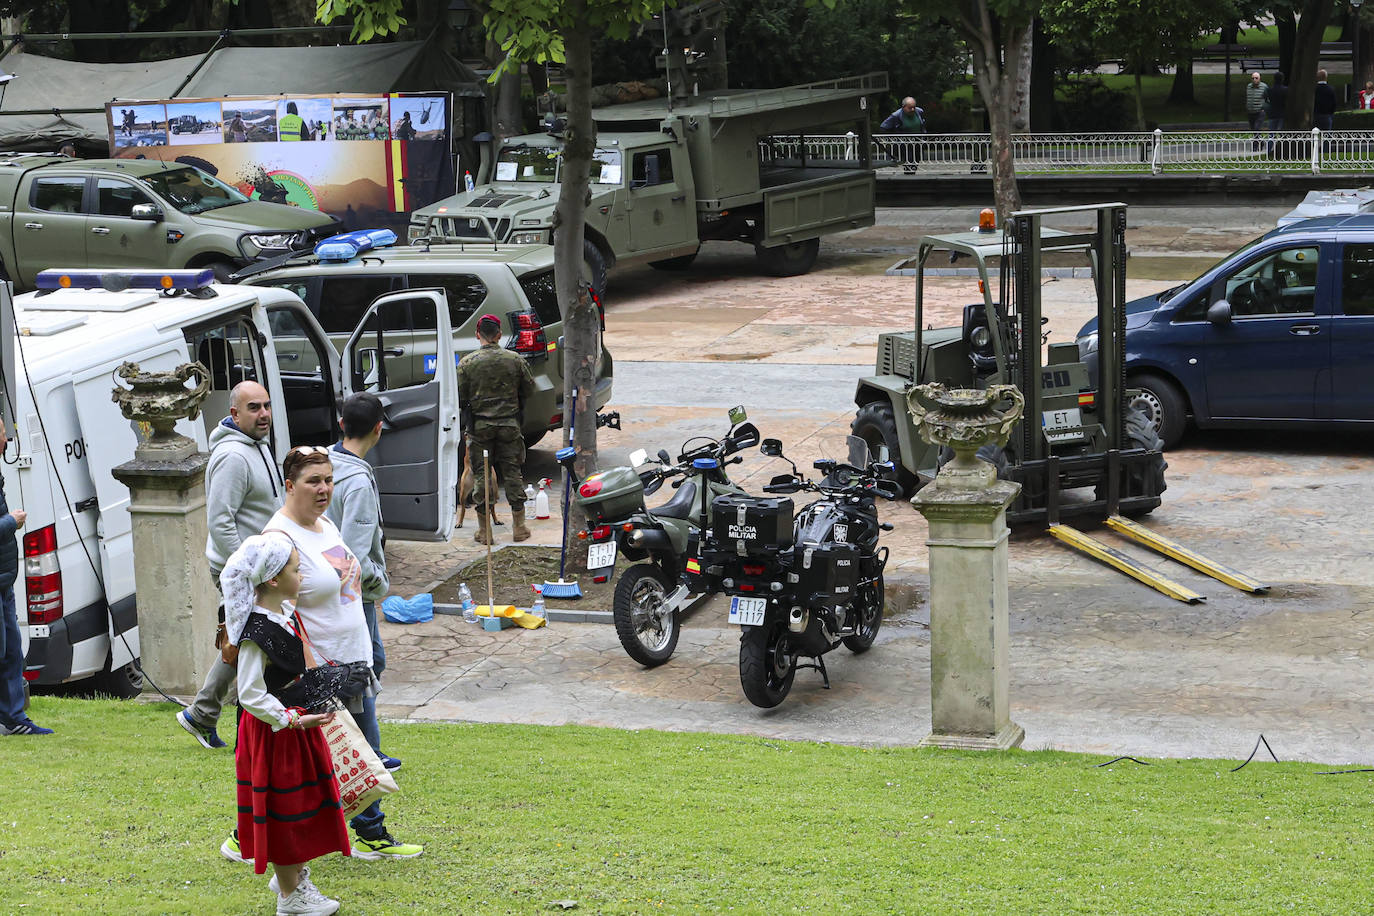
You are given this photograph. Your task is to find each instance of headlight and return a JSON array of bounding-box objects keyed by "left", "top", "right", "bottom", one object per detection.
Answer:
[
  {"left": 407, "top": 223, "right": 425, "bottom": 242},
  {"left": 246, "top": 232, "right": 302, "bottom": 252},
  {"left": 509, "top": 230, "right": 549, "bottom": 245},
  {"left": 1077, "top": 332, "right": 1098, "bottom": 359},
  {"left": 970, "top": 325, "right": 992, "bottom": 350}
]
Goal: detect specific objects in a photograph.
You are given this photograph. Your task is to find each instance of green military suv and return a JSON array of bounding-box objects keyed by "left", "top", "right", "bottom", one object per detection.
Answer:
[
  {"left": 0, "top": 154, "right": 339, "bottom": 290},
  {"left": 237, "top": 240, "right": 613, "bottom": 448}
]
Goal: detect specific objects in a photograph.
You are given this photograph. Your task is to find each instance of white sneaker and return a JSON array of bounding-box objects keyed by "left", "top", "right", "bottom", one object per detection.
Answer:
[
  {"left": 268, "top": 866, "right": 315, "bottom": 896},
  {"left": 275, "top": 880, "right": 339, "bottom": 916}
]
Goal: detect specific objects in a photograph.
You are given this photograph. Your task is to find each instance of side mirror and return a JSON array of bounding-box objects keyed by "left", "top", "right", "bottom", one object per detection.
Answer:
[
  {"left": 1207, "top": 300, "right": 1232, "bottom": 326},
  {"left": 760, "top": 438, "right": 784, "bottom": 457},
  {"left": 131, "top": 203, "right": 164, "bottom": 222},
  {"left": 728, "top": 405, "right": 748, "bottom": 425},
  {"left": 875, "top": 445, "right": 890, "bottom": 463},
  {"left": 629, "top": 448, "right": 648, "bottom": 467},
  {"left": 657, "top": 448, "right": 672, "bottom": 465}
]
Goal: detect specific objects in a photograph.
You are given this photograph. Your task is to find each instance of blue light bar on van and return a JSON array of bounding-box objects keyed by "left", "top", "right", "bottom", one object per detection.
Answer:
[
  {"left": 314, "top": 228, "right": 398, "bottom": 261},
  {"left": 35, "top": 268, "right": 215, "bottom": 292}
]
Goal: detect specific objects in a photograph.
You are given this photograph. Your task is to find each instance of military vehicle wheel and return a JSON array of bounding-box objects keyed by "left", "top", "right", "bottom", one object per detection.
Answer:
[
  {"left": 755, "top": 237, "right": 819, "bottom": 277},
  {"left": 583, "top": 239, "right": 608, "bottom": 296},
  {"left": 851, "top": 402, "right": 918, "bottom": 495},
  {"left": 649, "top": 246, "right": 699, "bottom": 271},
  {"left": 1095, "top": 406, "right": 1168, "bottom": 517},
  {"left": 1130, "top": 374, "right": 1187, "bottom": 449},
  {"left": 739, "top": 620, "right": 795, "bottom": 708},
  {"left": 93, "top": 657, "right": 144, "bottom": 699}
]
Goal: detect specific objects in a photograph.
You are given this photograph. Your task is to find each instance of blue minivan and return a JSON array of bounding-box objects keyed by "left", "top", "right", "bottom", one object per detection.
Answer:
[{"left": 1076, "top": 214, "right": 1374, "bottom": 447}]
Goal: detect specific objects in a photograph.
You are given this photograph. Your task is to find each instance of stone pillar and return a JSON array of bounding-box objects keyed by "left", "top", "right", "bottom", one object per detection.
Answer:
[
  {"left": 109, "top": 360, "right": 213, "bottom": 698},
  {"left": 907, "top": 382, "right": 1026, "bottom": 751}
]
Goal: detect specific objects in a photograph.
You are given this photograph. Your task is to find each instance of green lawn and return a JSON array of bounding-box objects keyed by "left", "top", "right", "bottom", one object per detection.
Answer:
[
  {"left": 1193, "top": 25, "right": 1346, "bottom": 55},
  {"left": 6, "top": 697, "right": 1374, "bottom": 914}
]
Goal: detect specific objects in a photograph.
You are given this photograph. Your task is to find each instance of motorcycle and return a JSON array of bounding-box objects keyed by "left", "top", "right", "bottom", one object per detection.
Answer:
[
  {"left": 557, "top": 406, "right": 760, "bottom": 667},
  {"left": 692, "top": 435, "right": 901, "bottom": 708}
]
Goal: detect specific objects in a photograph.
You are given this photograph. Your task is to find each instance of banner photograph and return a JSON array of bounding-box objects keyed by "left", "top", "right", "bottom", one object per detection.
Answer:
[{"left": 107, "top": 92, "right": 454, "bottom": 222}]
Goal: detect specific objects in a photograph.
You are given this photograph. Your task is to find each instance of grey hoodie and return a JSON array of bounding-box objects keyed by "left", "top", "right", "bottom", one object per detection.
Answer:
[
  {"left": 326, "top": 442, "right": 389, "bottom": 601},
  {"left": 204, "top": 418, "right": 284, "bottom": 575}
]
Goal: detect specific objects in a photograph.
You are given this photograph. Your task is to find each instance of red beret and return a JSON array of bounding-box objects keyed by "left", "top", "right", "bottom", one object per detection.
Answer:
[{"left": 478, "top": 313, "right": 500, "bottom": 325}]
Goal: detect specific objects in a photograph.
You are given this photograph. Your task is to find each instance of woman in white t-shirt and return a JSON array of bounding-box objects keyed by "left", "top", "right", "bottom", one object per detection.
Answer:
[{"left": 265, "top": 445, "right": 425, "bottom": 861}]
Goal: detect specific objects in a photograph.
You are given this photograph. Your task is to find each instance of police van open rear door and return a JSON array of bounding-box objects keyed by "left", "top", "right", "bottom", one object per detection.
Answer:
[{"left": 341, "top": 288, "right": 459, "bottom": 541}]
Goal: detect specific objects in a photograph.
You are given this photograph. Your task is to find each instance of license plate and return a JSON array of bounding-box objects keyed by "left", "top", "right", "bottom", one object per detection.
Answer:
[
  {"left": 1042, "top": 407, "right": 1085, "bottom": 443},
  {"left": 28, "top": 624, "right": 49, "bottom": 639},
  {"left": 586, "top": 541, "right": 617, "bottom": 570},
  {"left": 728, "top": 596, "right": 767, "bottom": 626}
]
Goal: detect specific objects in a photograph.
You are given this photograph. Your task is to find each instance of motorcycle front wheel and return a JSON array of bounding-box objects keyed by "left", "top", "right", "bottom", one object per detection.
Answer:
[
  {"left": 612, "top": 564, "right": 680, "bottom": 667},
  {"left": 843, "top": 573, "right": 884, "bottom": 653},
  {"left": 739, "top": 620, "right": 796, "bottom": 708}
]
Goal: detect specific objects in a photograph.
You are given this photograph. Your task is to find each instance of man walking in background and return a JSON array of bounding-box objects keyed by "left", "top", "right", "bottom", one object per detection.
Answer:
[
  {"left": 1314, "top": 69, "right": 1337, "bottom": 131},
  {"left": 1245, "top": 72, "right": 1269, "bottom": 151}
]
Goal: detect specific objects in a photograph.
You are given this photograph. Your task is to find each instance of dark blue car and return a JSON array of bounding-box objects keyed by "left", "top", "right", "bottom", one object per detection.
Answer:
[{"left": 1076, "top": 214, "right": 1374, "bottom": 448}]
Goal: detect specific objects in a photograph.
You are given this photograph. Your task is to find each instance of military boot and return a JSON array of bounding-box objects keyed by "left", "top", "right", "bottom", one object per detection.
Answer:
[
  {"left": 512, "top": 507, "right": 532, "bottom": 542},
  {"left": 474, "top": 513, "right": 492, "bottom": 545}
]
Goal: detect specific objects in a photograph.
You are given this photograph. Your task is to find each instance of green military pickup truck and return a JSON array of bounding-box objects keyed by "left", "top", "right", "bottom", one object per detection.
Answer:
[
  {"left": 0, "top": 155, "right": 339, "bottom": 290},
  {"left": 409, "top": 73, "right": 885, "bottom": 287}
]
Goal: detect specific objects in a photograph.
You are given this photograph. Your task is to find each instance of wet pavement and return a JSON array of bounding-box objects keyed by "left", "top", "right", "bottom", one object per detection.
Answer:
[{"left": 380, "top": 204, "right": 1374, "bottom": 765}]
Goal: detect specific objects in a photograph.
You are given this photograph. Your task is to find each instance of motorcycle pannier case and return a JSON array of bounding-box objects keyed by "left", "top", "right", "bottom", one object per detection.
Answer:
[
  {"left": 794, "top": 542, "right": 860, "bottom": 603},
  {"left": 578, "top": 467, "right": 646, "bottom": 522},
  {"left": 710, "top": 494, "right": 794, "bottom": 550}
]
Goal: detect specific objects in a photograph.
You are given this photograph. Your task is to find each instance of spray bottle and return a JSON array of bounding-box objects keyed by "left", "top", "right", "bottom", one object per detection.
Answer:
[
  {"left": 464, "top": 170, "right": 475, "bottom": 192},
  {"left": 535, "top": 478, "right": 551, "bottom": 519}
]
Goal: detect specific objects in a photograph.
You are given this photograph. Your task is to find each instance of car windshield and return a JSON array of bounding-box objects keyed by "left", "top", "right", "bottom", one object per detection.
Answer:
[
  {"left": 1165, "top": 233, "right": 1267, "bottom": 302},
  {"left": 142, "top": 167, "right": 248, "bottom": 214},
  {"left": 493, "top": 144, "right": 623, "bottom": 186}
]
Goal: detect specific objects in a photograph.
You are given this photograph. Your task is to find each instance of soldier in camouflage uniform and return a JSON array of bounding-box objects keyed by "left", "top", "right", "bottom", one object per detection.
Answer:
[{"left": 457, "top": 314, "right": 536, "bottom": 544}]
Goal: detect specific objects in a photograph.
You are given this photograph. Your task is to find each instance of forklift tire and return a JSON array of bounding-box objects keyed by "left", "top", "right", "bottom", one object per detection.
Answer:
[
  {"left": 583, "top": 239, "right": 608, "bottom": 297},
  {"left": 851, "top": 402, "right": 918, "bottom": 495},
  {"left": 1095, "top": 406, "right": 1168, "bottom": 517},
  {"left": 754, "top": 237, "right": 819, "bottom": 277},
  {"left": 1130, "top": 373, "right": 1187, "bottom": 449}
]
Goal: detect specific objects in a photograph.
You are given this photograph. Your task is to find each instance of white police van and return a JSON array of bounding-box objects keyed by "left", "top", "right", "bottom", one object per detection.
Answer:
[{"left": 4, "top": 267, "right": 460, "bottom": 696}]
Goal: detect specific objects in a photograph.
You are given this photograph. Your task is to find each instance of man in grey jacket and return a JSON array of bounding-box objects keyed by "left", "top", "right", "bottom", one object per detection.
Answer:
[
  {"left": 177, "top": 380, "right": 283, "bottom": 750},
  {"left": 325, "top": 393, "right": 396, "bottom": 767}
]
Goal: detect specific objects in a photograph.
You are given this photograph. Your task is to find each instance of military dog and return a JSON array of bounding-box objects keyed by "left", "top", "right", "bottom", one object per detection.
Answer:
[{"left": 457, "top": 444, "right": 503, "bottom": 529}]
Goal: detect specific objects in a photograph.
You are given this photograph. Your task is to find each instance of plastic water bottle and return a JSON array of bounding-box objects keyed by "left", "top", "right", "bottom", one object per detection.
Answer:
[
  {"left": 458, "top": 583, "right": 477, "bottom": 623},
  {"left": 524, "top": 484, "right": 538, "bottom": 514},
  {"left": 535, "top": 480, "right": 551, "bottom": 519},
  {"left": 464, "top": 170, "right": 475, "bottom": 192},
  {"left": 530, "top": 585, "right": 546, "bottom": 620}
]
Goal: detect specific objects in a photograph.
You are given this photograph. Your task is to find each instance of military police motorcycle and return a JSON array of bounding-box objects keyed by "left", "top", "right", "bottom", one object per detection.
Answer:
[
  {"left": 690, "top": 436, "right": 900, "bottom": 708},
  {"left": 559, "top": 407, "right": 760, "bottom": 667}
]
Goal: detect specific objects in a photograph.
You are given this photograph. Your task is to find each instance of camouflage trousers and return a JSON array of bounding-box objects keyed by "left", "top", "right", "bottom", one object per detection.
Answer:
[{"left": 468, "top": 426, "right": 526, "bottom": 510}]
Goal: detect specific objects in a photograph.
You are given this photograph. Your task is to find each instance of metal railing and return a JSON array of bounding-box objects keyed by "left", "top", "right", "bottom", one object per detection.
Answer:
[{"left": 759, "top": 129, "right": 1374, "bottom": 175}]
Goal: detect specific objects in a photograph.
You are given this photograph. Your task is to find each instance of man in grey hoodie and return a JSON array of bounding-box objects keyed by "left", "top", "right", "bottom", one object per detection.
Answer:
[
  {"left": 177, "top": 380, "right": 284, "bottom": 750},
  {"left": 325, "top": 393, "right": 396, "bottom": 768}
]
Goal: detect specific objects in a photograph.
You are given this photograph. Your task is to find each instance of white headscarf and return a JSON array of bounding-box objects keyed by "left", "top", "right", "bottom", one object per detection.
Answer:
[{"left": 220, "top": 531, "right": 296, "bottom": 646}]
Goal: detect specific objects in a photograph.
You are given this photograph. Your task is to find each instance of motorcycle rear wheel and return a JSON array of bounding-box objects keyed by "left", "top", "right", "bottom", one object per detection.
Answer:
[
  {"left": 739, "top": 620, "right": 795, "bottom": 708},
  {"left": 843, "top": 574, "right": 884, "bottom": 653},
  {"left": 612, "top": 564, "right": 680, "bottom": 667}
]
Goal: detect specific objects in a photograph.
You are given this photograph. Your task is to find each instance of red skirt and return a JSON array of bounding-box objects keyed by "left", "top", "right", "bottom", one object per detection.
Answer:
[{"left": 235, "top": 710, "right": 351, "bottom": 874}]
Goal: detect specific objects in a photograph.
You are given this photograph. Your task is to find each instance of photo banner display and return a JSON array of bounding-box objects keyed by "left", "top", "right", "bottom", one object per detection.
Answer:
[{"left": 106, "top": 92, "right": 453, "bottom": 222}]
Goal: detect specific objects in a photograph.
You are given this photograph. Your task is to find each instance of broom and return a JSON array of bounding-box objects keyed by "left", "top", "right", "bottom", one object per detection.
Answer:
[{"left": 542, "top": 386, "right": 583, "bottom": 599}]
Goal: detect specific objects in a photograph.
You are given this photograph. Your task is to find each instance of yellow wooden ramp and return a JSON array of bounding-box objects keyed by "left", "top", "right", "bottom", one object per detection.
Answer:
[
  {"left": 1048, "top": 524, "right": 1206, "bottom": 604},
  {"left": 1104, "top": 515, "right": 1269, "bottom": 594}
]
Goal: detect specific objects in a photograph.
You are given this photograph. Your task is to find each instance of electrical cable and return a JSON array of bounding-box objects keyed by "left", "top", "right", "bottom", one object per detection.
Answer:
[
  {"left": 1096, "top": 756, "right": 1150, "bottom": 767},
  {"left": 1230, "top": 734, "right": 1279, "bottom": 771},
  {"left": 12, "top": 327, "right": 182, "bottom": 705}
]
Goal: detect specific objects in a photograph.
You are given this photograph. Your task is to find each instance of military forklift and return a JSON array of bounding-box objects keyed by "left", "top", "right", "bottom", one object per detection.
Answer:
[
  {"left": 852, "top": 203, "right": 1268, "bottom": 602},
  {"left": 851, "top": 202, "right": 1165, "bottom": 525}
]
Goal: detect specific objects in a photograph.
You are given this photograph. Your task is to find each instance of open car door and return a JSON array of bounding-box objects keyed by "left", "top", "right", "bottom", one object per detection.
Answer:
[{"left": 341, "top": 288, "right": 459, "bottom": 541}]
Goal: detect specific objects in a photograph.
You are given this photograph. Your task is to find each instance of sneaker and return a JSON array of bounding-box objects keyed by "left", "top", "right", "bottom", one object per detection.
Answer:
[
  {"left": 275, "top": 881, "right": 339, "bottom": 916},
  {"left": 379, "top": 753, "right": 402, "bottom": 772},
  {"left": 269, "top": 865, "right": 317, "bottom": 896},
  {"left": 7, "top": 720, "right": 53, "bottom": 735},
  {"left": 221, "top": 829, "right": 253, "bottom": 864},
  {"left": 177, "top": 709, "right": 226, "bottom": 749},
  {"left": 351, "top": 831, "right": 424, "bottom": 860}
]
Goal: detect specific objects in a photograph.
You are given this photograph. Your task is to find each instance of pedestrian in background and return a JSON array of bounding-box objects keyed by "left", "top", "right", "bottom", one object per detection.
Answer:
[
  {"left": 458, "top": 314, "right": 535, "bottom": 545},
  {"left": 1359, "top": 80, "right": 1374, "bottom": 109},
  {"left": 0, "top": 419, "right": 47, "bottom": 736},
  {"left": 1245, "top": 71, "right": 1269, "bottom": 151},
  {"left": 1314, "top": 69, "right": 1337, "bottom": 131},
  {"left": 880, "top": 96, "right": 926, "bottom": 173},
  {"left": 1267, "top": 72, "right": 1288, "bottom": 156}
]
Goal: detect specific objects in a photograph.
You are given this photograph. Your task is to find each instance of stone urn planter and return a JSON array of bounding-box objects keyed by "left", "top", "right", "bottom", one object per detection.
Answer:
[
  {"left": 906, "top": 381, "right": 1024, "bottom": 491},
  {"left": 111, "top": 360, "right": 210, "bottom": 458}
]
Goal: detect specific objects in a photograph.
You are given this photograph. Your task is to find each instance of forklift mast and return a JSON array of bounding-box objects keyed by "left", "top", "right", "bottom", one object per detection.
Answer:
[{"left": 1007, "top": 203, "right": 1127, "bottom": 462}]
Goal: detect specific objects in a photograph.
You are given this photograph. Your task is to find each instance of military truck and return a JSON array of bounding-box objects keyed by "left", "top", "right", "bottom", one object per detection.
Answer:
[
  {"left": 0, "top": 155, "right": 338, "bottom": 290},
  {"left": 850, "top": 204, "right": 1167, "bottom": 525},
  {"left": 409, "top": 72, "right": 884, "bottom": 287}
]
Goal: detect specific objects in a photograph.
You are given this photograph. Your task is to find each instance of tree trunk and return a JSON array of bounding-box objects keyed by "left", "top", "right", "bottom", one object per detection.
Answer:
[
  {"left": 1008, "top": 20, "right": 1033, "bottom": 132},
  {"left": 1288, "top": 0, "right": 1337, "bottom": 130},
  {"left": 553, "top": 3, "right": 600, "bottom": 575},
  {"left": 488, "top": 44, "right": 525, "bottom": 141},
  {"left": 1029, "top": 20, "right": 1055, "bottom": 132},
  {"left": 1276, "top": 10, "right": 1297, "bottom": 79},
  {"left": 1133, "top": 69, "right": 1145, "bottom": 130},
  {"left": 1168, "top": 60, "right": 1195, "bottom": 105},
  {"left": 961, "top": 0, "right": 1022, "bottom": 221}
]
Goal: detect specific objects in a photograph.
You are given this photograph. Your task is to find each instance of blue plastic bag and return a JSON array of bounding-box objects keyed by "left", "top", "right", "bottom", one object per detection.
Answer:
[{"left": 381, "top": 593, "right": 434, "bottom": 624}]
